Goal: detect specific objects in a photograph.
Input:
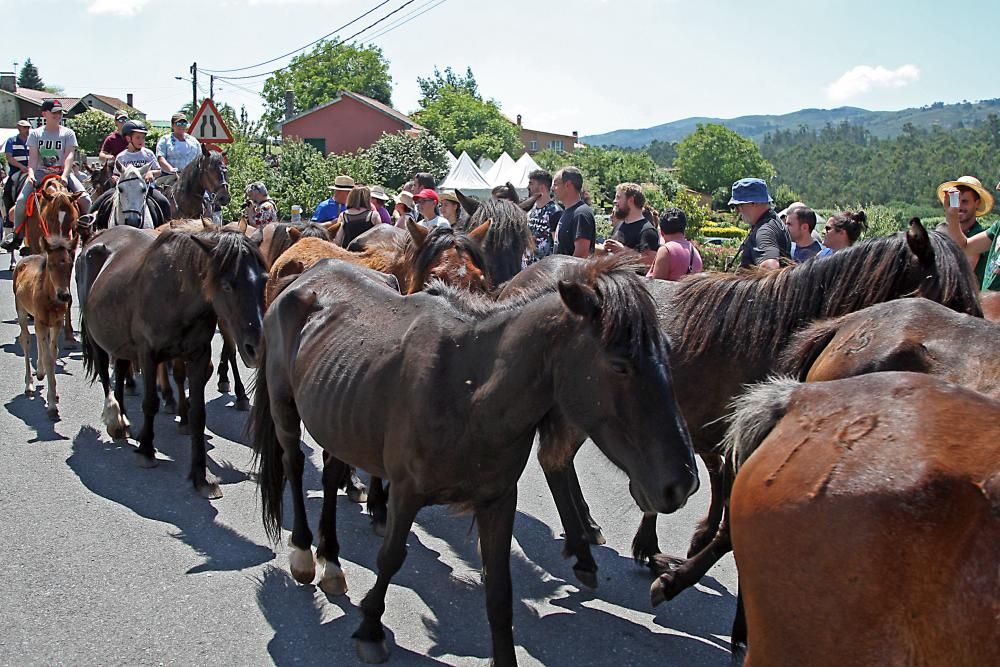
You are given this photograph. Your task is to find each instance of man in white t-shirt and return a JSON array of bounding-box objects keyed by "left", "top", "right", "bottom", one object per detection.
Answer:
[
  {"left": 3, "top": 99, "right": 91, "bottom": 252},
  {"left": 156, "top": 112, "right": 202, "bottom": 175},
  {"left": 115, "top": 121, "right": 160, "bottom": 180}
]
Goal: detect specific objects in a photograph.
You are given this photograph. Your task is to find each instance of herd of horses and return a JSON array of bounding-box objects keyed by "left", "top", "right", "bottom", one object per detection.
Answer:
[{"left": 6, "top": 169, "right": 999, "bottom": 666}]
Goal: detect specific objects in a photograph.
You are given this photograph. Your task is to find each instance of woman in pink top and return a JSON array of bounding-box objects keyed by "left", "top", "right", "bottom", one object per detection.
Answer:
[{"left": 647, "top": 207, "right": 703, "bottom": 280}]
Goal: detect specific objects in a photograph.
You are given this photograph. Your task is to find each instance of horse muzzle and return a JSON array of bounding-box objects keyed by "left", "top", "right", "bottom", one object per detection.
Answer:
[
  {"left": 56, "top": 290, "right": 72, "bottom": 303},
  {"left": 124, "top": 212, "right": 143, "bottom": 228}
]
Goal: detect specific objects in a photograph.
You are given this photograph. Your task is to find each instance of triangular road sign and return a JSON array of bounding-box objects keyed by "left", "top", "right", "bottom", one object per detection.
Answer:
[{"left": 188, "top": 98, "right": 234, "bottom": 144}]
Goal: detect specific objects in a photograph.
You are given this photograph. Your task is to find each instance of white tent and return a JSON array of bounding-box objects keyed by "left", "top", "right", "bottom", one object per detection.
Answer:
[
  {"left": 439, "top": 151, "right": 492, "bottom": 199},
  {"left": 484, "top": 152, "right": 518, "bottom": 186},
  {"left": 446, "top": 151, "right": 458, "bottom": 169},
  {"left": 514, "top": 152, "right": 542, "bottom": 181},
  {"left": 477, "top": 156, "right": 494, "bottom": 174}
]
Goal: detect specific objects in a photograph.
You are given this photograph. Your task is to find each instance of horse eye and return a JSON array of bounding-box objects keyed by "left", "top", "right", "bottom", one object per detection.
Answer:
[{"left": 610, "top": 359, "right": 631, "bottom": 375}]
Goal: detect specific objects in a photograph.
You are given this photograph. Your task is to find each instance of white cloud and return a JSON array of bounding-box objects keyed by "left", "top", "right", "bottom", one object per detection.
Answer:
[
  {"left": 87, "top": 0, "right": 150, "bottom": 15},
  {"left": 826, "top": 64, "right": 921, "bottom": 103}
]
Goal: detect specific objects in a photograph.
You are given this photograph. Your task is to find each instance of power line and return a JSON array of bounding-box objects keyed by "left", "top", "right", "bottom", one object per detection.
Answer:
[
  {"left": 201, "top": 0, "right": 394, "bottom": 74},
  {"left": 214, "top": 0, "right": 419, "bottom": 82},
  {"left": 365, "top": 0, "right": 448, "bottom": 42}
]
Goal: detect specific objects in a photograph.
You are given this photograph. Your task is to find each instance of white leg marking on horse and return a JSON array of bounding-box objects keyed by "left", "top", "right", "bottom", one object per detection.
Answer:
[{"left": 318, "top": 558, "right": 348, "bottom": 596}]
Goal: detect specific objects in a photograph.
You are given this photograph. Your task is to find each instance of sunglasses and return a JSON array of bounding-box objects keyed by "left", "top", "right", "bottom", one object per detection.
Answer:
[{"left": 174, "top": 120, "right": 188, "bottom": 126}]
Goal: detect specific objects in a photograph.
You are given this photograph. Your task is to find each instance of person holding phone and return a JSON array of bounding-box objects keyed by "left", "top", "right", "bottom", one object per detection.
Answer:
[
  {"left": 936, "top": 176, "right": 994, "bottom": 287},
  {"left": 941, "top": 176, "right": 999, "bottom": 291}
]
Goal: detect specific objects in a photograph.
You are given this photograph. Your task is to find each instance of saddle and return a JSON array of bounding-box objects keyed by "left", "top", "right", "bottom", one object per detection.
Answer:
[{"left": 18, "top": 173, "right": 65, "bottom": 235}]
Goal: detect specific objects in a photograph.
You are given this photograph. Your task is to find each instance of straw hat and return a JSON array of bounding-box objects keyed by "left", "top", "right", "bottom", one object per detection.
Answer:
[
  {"left": 439, "top": 190, "right": 459, "bottom": 204},
  {"left": 394, "top": 191, "right": 414, "bottom": 209},
  {"left": 370, "top": 185, "right": 389, "bottom": 202},
  {"left": 329, "top": 175, "right": 355, "bottom": 191},
  {"left": 936, "top": 176, "right": 994, "bottom": 217}
]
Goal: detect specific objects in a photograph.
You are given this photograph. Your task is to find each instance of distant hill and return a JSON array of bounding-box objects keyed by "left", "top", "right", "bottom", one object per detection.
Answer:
[{"left": 583, "top": 98, "right": 1000, "bottom": 148}]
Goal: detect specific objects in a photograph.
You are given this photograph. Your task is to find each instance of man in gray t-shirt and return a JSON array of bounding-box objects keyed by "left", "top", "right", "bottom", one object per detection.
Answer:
[{"left": 3, "top": 99, "right": 91, "bottom": 252}]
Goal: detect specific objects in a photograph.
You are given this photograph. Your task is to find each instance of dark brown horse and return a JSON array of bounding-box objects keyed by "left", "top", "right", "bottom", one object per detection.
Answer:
[
  {"left": 778, "top": 297, "right": 1000, "bottom": 396},
  {"left": 982, "top": 290, "right": 1000, "bottom": 321},
  {"left": 78, "top": 225, "right": 267, "bottom": 498},
  {"left": 724, "top": 372, "right": 1000, "bottom": 667},
  {"left": 250, "top": 254, "right": 699, "bottom": 666},
  {"left": 163, "top": 145, "right": 231, "bottom": 218},
  {"left": 507, "top": 221, "right": 983, "bottom": 597},
  {"left": 464, "top": 198, "right": 534, "bottom": 286},
  {"left": 251, "top": 221, "right": 340, "bottom": 269},
  {"left": 345, "top": 224, "right": 406, "bottom": 252}
]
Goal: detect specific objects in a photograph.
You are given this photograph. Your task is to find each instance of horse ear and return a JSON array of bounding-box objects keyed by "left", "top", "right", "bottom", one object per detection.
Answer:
[
  {"left": 558, "top": 280, "right": 601, "bottom": 320},
  {"left": 323, "top": 220, "right": 342, "bottom": 239},
  {"left": 238, "top": 217, "right": 248, "bottom": 234},
  {"left": 201, "top": 143, "right": 211, "bottom": 158},
  {"left": 455, "top": 189, "right": 480, "bottom": 217},
  {"left": 468, "top": 217, "right": 492, "bottom": 244},
  {"left": 201, "top": 218, "right": 214, "bottom": 230},
  {"left": 70, "top": 191, "right": 84, "bottom": 202},
  {"left": 288, "top": 226, "right": 302, "bottom": 241},
  {"left": 519, "top": 194, "right": 539, "bottom": 212},
  {"left": 39, "top": 234, "right": 51, "bottom": 253},
  {"left": 191, "top": 234, "right": 217, "bottom": 254},
  {"left": 405, "top": 217, "right": 428, "bottom": 249},
  {"left": 906, "top": 217, "right": 934, "bottom": 267},
  {"left": 70, "top": 235, "right": 79, "bottom": 252}
]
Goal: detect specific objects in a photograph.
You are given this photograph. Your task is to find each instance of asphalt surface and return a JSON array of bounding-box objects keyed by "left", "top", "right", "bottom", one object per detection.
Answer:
[{"left": 0, "top": 251, "right": 738, "bottom": 667}]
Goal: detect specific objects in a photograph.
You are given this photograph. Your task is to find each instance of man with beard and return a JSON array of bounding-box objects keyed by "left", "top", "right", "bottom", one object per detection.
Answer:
[
  {"left": 935, "top": 176, "right": 994, "bottom": 286},
  {"left": 599, "top": 182, "right": 659, "bottom": 268}
]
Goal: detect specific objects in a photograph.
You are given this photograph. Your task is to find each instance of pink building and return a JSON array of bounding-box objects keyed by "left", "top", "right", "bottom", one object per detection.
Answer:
[{"left": 280, "top": 90, "right": 423, "bottom": 156}]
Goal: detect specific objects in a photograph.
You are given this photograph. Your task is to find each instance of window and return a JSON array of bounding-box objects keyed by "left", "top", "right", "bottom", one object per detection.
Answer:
[
  {"left": 547, "top": 140, "right": 564, "bottom": 151},
  {"left": 304, "top": 138, "right": 327, "bottom": 155},
  {"left": 528, "top": 140, "right": 538, "bottom": 152}
]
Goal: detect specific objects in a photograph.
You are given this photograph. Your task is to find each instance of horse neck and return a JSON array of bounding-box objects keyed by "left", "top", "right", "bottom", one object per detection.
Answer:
[{"left": 177, "top": 163, "right": 205, "bottom": 214}]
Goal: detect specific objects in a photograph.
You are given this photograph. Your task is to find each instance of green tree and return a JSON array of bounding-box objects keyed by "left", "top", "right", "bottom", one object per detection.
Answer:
[
  {"left": 675, "top": 124, "right": 775, "bottom": 194},
  {"left": 262, "top": 40, "right": 393, "bottom": 129},
  {"left": 366, "top": 131, "right": 449, "bottom": 190},
  {"left": 17, "top": 59, "right": 44, "bottom": 89},
  {"left": 66, "top": 109, "right": 115, "bottom": 155},
  {"left": 417, "top": 66, "right": 479, "bottom": 104},
  {"left": 413, "top": 87, "right": 522, "bottom": 162},
  {"left": 534, "top": 146, "right": 670, "bottom": 208}
]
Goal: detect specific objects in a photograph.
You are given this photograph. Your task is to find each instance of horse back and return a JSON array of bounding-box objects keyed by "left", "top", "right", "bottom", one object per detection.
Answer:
[{"left": 731, "top": 372, "right": 1000, "bottom": 666}]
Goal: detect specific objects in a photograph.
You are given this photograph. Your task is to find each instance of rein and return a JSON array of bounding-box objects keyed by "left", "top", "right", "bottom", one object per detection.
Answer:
[{"left": 115, "top": 174, "right": 150, "bottom": 219}]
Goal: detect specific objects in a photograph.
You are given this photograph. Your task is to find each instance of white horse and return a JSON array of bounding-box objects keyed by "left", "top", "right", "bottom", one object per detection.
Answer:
[{"left": 111, "top": 163, "right": 157, "bottom": 229}]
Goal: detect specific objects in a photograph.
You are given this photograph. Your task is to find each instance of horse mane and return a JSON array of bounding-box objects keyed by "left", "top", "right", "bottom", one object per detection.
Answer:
[
  {"left": 404, "top": 226, "right": 490, "bottom": 292},
  {"left": 427, "top": 253, "right": 664, "bottom": 360},
  {"left": 668, "top": 229, "right": 981, "bottom": 363},
  {"left": 150, "top": 228, "right": 263, "bottom": 284},
  {"left": 720, "top": 376, "right": 800, "bottom": 471},
  {"left": 775, "top": 316, "right": 848, "bottom": 380},
  {"left": 468, "top": 199, "right": 534, "bottom": 283}
]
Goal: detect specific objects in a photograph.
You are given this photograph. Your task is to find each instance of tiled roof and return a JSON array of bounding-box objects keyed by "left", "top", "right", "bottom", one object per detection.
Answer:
[{"left": 282, "top": 90, "right": 424, "bottom": 131}]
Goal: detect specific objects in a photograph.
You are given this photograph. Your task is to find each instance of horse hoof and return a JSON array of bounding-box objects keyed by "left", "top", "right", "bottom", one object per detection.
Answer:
[
  {"left": 372, "top": 520, "right": 387, "bottom": 538},
  {"left": 135, "top": 452, "right": 158, "bottom": 469},
  {"left": 178, "top": 422, "right": 191, "bottom": 435},
  {"left": 288, "top": 548, "right": 316, "bottom": 585},
  {"left": 196, "top": 482, "right": 223, "bottom": 500},
  {"left": 573, "top": 566, "right": 598, "bottom": 589},
  {"left": 355, "top": 639, "right": 390, "bottom": 664},
  {"left": 648, "top": 553, "right": 685, "bottom": 577},
  {"left": 319, "top": 572, "right": 348, "bottom": 597},
  {"left": 234, "top": 398, "right": 250, "bottom": 412},
  {"left": 347, "top": 483, "right": 368, "bottom": 504},
  {"left": 649, "top": 571, "right": 683, "bottom": 606},
  {"left": 108, "top": 424, "right": 128, "bottom": 440},
  {"left": 162, "top": 398, "right": 177, "bottom": 414},
  {"left": 218, "top": 380, "right": 231, "bottom": 394},
  {"left": 585, "top": 528, "right": 606, "bottom": 546},
  {"left": 47, "top": 408, "right": 60, "bottom": 422}
]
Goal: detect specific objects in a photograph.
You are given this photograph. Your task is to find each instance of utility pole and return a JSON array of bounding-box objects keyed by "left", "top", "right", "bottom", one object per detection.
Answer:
[
  {"left": 210, "top": 75, "right": 215, "bottom": 101},
  {"left": 190, "top": 62, "right": 198, "bottom": 110}
]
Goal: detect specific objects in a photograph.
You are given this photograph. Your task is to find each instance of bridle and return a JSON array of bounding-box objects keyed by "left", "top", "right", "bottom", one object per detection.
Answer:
[{"left": 116, "top": 173, "right": 151, "bottom": 219}]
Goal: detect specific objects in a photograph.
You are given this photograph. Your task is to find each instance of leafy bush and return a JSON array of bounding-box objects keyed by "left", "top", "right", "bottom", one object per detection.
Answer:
[
  {"left": 699, "top": 224, "right": 747, "bottom": 239},
  {"left": 698, "top": 239, "right": 742, "bottom": 272},
  {"left": 66, "top": 109, "right": 114, "bottom": 155},
  {"left": 366, "top": 131, "right": 449, "bottom": 190}
]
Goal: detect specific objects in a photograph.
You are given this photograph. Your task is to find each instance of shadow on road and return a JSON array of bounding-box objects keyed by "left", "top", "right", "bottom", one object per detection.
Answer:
[
  {"left": 4, "top": 393, "right": 70, "bottom": 442},
  {"left": 250, "top": 461, "right": 733, "bottom": 665},
  {"left": 67, "top": 425, "right": 274, "bottom": 574}
]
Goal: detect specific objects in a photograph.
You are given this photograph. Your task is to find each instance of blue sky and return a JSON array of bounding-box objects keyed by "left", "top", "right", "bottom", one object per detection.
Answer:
[{"left": 4, "top": 0, "right": 997, "bottom": 134}]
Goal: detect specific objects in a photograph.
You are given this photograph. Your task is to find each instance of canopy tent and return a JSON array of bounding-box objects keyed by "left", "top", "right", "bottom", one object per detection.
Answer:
[
  {"left": 439, "top": 151, "right": 493, "bottom": 200},
  {"left": 477, "top": 156, "right": 494, "bottom": 174},
  {"left": 446, "top": 151, "right": 458, "bottom": 169},
  {"left": 514, "top": 152, "right": 542, "bottom": 180}
]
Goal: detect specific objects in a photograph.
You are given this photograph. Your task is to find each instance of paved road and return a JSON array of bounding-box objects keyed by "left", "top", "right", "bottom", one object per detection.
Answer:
[{"left": 0, "top": 253, "right": 738, "bottom": 666}]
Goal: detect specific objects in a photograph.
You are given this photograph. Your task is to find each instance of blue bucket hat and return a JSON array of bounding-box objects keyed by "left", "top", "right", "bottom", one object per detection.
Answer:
[{"left": 728, "top": 178, "right": 773, "bottom": 205}]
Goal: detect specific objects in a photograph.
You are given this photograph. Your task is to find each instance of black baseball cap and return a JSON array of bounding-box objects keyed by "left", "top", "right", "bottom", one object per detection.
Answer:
[{"left": 41, "top": 99, "right": 64, "bottom": 113}]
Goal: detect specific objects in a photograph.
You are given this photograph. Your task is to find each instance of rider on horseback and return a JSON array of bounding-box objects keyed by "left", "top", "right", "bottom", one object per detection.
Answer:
[
  {"left": 2, "top": 120, "right": 30, "bottom": 228},
  {"left": 155, "top": 113, "right": 201, "bottom": 176},
  {"left": 2, "top": 100, "right": 91, "bottom": 252},
  {"left": 87, "top": 120, "right": 171, "bottom": 226}
]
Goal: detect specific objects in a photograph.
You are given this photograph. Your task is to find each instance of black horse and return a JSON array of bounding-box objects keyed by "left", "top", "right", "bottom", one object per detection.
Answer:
[{"left": 78, "top": 225, "right": 267, "bottom": 498}]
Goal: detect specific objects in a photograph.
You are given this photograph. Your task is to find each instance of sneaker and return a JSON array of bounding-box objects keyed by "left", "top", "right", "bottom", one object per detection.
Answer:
[{"left": 0, "top": 232, "right": 21, "bottom": 252}]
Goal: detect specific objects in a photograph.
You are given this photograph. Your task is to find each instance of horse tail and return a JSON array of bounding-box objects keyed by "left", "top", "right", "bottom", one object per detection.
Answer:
[
  {"left": 721, "top": 377, "right": 800, "bottom": 472},
  {"left": 775, "top": 316, "right": 843, "bottom": 380},
  {"left": 248, "top": 343, "right": 285, "bottom": 544},
  {"left": 79, "top": 309, "right": 98, "bottom": 384}
]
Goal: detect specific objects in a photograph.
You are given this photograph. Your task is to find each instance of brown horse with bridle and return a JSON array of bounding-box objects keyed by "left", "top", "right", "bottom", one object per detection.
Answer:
[
  {"left": 724, "top": 372, "right": 1000, "bottom": 666},
  {"left": 13, "top": 233, "right": 78, "bottom": 419},
  {"left": 250, "top": 253, "right": 698, "bottom": 666}
]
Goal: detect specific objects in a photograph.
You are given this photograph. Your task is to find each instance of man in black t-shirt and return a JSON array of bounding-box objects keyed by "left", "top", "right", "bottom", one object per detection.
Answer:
[
  {"left": 553, "top": 166, "right": 596, "bottom": 257},
  {"left": 729, "top": 177, "right": 791, "bottom": 269},
  {"left": 600, "top": 182, "right": 659, "bottom": 267}
]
